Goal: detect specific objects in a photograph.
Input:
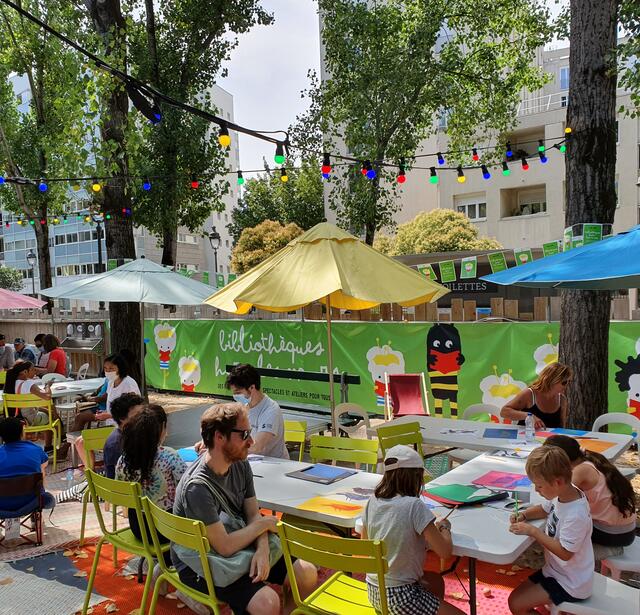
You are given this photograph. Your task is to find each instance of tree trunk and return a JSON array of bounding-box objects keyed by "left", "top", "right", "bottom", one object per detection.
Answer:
[
  {"left": 560, "top": 0, "right": 618, "bottom": 429},
  {"left": 85, "top": 0, "right": 143, "bottom": 390},
  {"left": 33, "top": 208, "right": 52, "bottom": 299},
  {"left": 161, "top": 229, "right": 177, "bottom": 267}
]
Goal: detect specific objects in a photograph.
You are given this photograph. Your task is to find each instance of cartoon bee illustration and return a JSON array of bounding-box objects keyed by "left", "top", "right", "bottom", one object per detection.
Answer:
[{"left": 426, "top": 323, "right": 465, "bottom": 418}]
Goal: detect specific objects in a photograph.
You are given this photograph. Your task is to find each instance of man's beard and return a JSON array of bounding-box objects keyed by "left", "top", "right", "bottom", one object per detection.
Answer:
[{"left": 223, "top": 441, "right": 248, "bottom": 464}]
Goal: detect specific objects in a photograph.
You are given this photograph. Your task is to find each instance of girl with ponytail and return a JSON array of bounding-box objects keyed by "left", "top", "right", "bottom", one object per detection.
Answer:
[
  {"left": 116, "top": 404, "right": 186, "bottom": 549},
  {"left": 543, "top": 435, "right": 636, "bottom": 560}
]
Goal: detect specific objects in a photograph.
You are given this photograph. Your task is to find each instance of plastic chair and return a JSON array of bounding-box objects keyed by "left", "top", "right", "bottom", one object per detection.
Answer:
[
  {"left": 447, "top": 404, "right": 502, "bottom": 467},
  {"left": 81, "top": 469, "right": 165, "bottom": 615},
  {"left": 309, "top": 434, "right": 379, "bottom": 469},
  {"left": 79, "top": 426, "right": 116, "bottom": 556},
  {"left": 336, "top": 403, "right": 371, "bottom": 438},
  {"left": 142, "top": 497, "right": 225, "bottom": 615},
  {"left": 42, "top": 373, "right": 69, "bottom": 384},
  {"left": 600, "top": 536, "right": 640, "bottom": 581},
  {"left": 549, "top": 571, "right": 640, "bottom": 615},
  {"left": 384, "top": 373, "right": 429, "bottom": 420},
  {"left": 285, "top": 419, "right": 307, "bottom": 462},
  {"left": 76, "top": 363, "right": 90, "bottom": 380},
  {"left": 277, "top": 520, "right": 389, "bottom": 615},
  {"left": 592, "top": 412, "right": 639, "bottom": 479},
  {"left": 3, "top": 393, "right": 62, "bottom": 473},
  {"left": 376, "top": 421, "right": 424, "bottom": 458},
  {"left": 0, "top": 473, "right": 44, "bottom": 547}
]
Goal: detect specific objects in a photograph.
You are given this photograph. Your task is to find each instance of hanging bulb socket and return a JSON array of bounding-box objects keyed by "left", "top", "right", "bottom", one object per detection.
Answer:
[
  {"left": 437, "top": 152, "right": 445, "bottom": 166},
  {"left": 481, "top": 165, "right": 491, "bottom": 180},
  {"left": 538, "top": 140, "right": 545, "bottom": 153},
  {"left": 274, "top": 142, "right": 285, "bottom": 164},
  {"left": 429, "top": 167, "right": 439, "bottom": 184},
  {"left": 397, "top": 158, "right": 406, "bottom": 183},
  {"left": 505, "top": 141, "right": 513, "bottom": 158},
  {"left": 321, "top": 152, "right": 331, "bottom": 175},
  {"left": 142, "top": 179, "right": 152, "bottom": 191},
  {"left": 521, "top": 158, "right": 529, "bottom": 171},
  {"left": 38, "top": 179, "right": 48, "bottom": 192},
  {"left": 280, "top": 168, "right": 289, "bottom": 183},
  {"left": 456, "top": 166, "right": 466, "bottom": 183},
  {"left": 237, "top": 171, "right": 245, "bottom": 186},
  {"left": 190, "top": 175, "right": 199, "bottom": 189},
  {"left": 218, "top": 124, "right": 231, "bottom": 148},
  {"left": 91, "top": 180, "right": 101, "bottom": 192},
  {"left": 472, "top": 147, "right": 479, "bottom": 161},
  {"left": 502, "top": 161, "right": 511, "bottom": 176},
  {"left": 538, "top": 151, "right": 548, "bottom": 164},
  {"left": 366, "top": 163, "right": 376, "bottom": 180}
]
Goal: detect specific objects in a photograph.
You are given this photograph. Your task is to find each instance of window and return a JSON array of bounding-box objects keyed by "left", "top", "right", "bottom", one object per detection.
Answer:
[
  {"left": 66, "top": 233, "right": 78, "bottom": 243},
  {"left": 177, "top": 233, "right": 198, "bottom": 244},
  {"left": 55, "top": 235, "right": 66, "bottom": 245},
  {"left": 516, "top": 189, "right": 547, "bottom": 216},
  {"left": 225, "top": 239, "right": 229, "bottom": 248},
  {"left": 500, "top": 185, "right": 547, "bottom": 218},
  {"left": 456, "top": 201, "right": 487, "bottom": 221},
  {"left": 559, "top": 66, "right": 569, "bottom": 90}
]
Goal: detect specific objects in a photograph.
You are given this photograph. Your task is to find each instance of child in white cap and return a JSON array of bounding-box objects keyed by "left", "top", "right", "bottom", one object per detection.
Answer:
[{"left": 361, "top": 444, "right": 465, "bottom": 615}]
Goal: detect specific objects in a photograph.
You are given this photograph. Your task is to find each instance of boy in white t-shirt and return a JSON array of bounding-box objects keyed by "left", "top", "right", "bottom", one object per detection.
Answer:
[{"left": 508, "top": 445, "right": 594, "bottom": 614}]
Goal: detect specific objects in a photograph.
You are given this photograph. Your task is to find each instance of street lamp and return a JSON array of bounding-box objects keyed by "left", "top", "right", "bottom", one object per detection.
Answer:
[
  {"left": 208, "top": 226, "right": 221, "bottom": 278},
  {"left": 90, "top": 214, "right": 106, "bottom": 310},
  {"left": 26, "top": 250, "right": 36, "bottom": 296}
]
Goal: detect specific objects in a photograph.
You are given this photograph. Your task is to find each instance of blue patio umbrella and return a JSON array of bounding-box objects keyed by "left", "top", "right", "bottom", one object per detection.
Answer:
[{"left": 481, "top": 224, "right": 640, "bottom": 289}]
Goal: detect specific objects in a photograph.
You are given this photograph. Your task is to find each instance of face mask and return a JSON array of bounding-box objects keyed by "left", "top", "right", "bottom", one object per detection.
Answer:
[
  {"left": 233, "top": 393, "right": 250, "bottom": 405},
  {"left": 105, "top": 371, "right": 118, "bottom": 383}
]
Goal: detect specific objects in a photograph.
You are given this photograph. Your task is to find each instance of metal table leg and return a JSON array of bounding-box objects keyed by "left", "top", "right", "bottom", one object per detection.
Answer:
[{"left": 468, "top": 557, "right": 477, "bottom": 615}]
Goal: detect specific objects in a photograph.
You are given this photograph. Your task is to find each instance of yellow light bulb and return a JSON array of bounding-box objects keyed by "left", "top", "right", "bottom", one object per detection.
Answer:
[
  {"left": 218, "top": 133, "right": 231, "bottom": 148},
  {"left": 281, "top": 174, "right": 289, "bottom": 183},
  {"left": 92, "top": 182, "right": 101, "bottom": 192},
  {"left": 457, "top": 175, "right": 466, "bottom": 183}
]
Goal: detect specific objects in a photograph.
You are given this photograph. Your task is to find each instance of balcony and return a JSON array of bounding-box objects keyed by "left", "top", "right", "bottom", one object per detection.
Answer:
[{"left": 517, "top": 92, "right": 568, "bottom": 117}]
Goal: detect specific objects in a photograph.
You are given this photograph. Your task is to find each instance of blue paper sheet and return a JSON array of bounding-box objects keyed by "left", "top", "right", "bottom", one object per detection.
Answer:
[
  {"left": 483, "top": 428, "right": 520, "bottom": 439},
  {"left": 550, "top": 428, "right": 589, "bottom": 436},
  {"left": 178, "top": 447, "right": 198, "bottom": 462},
  {"left": 302, "top": 464, "right": 354, "bottom": 480}
]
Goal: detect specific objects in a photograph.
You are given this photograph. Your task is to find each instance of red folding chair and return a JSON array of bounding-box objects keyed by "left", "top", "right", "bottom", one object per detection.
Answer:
[{"left": 384, "top": 373, "right": 430, "bottom": 420}]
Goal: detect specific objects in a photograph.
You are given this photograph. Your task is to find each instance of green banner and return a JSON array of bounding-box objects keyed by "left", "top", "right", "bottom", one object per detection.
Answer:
[
  {"left": 202, "top": 271, "right": 210, "bottom": 285},
  {"left": 228, "top": 273, "right": 237, "bottom": 284},
  {"left": 487, "top": 252, "right": 508, "bottom": 273},
  {"left": 107, "top": 259, "right": 118, "bottom": 271},
  {"left": 416, "top": 263, "right": 438, "bottom": 281},
  {"left": 514, "top": 249, "right": 534, "bottom": 266},
  {"left": 563, "top": 227, "right": 573, "bottom": 251},
  {"left": 542, "top": 241, "right": 561, "bottom": 257},
  {"left": 144, "top": 320, "right": 640, "bottom": 429},
  {"left": 438, "top": 261, "right": 457, "bottom": 283},
  {"left": 460, "top": 256, "right": 477, "bottom": 279},
  {"left": 216, "top": 273, "right": 226, "bottom": 287},
  {"left": 583, "top": 223, "right": 603, "bottom": 245}
]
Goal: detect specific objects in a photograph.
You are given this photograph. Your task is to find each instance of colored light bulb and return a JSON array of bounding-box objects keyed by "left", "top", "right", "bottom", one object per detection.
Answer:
[
  {"left": 397, "top": 171, "right": 406, "bottom": 184},
  {"left": 521, "top": 158, "right": 529, "bottom": 171},
  {"left": 505, "top": 141, "right": 513, "bottom": 158},
  {"left": 143, "top": 180, "right": 151, "bottom": 191},
  {"left": 280, "top": 168, "right": 288, "bottom": 182},
  {"left": 0, "top": 176, "right": 5, "bottom": 185},
  {"left": 29, "top": 219, "right": 35, "bottom": 225},
  {"left": 429, "top": 167, "right": 439, "bottom": 184},
  {"left": 481, "top": 165, "right": 491, "bottom": 180},
  {"left": 437, "top": 152, "right": 445, "bottom": 165},
  {"left": 237, "top": 171, "right": 245, "bottom": 186},
  {"left": 105, "top": 214, "right": 111, "bottom": 220},
  {"left": 91, "top": 181, "right": 101, "bottom": 192},
  {"left": 321, "top": 153, "right": 331, "bottom": 175},
  {"left": 456, "top": 166, "right": 466, "bottom": 183},
  {"left": 539, "top": 152, "right": 548, "bottom": 164},
  {"left": 472, "top": 148, "right": 479, "bottom": 161},
  {"left": 502, "top": 161, "right": 511, "bottom": 176},
  {"left": 559, "top": 144, "right": 566, "bottom": 153},
  {"left": 538, "top": 140, "right": 545, "bottom": 153},
  {"left": 38, "top": 180, "right": 48, "bottom": 192},
  {"left": 218, "top": 125, "right": 231, "bottom": 148},
  {"left": 564, "top": 127, "right": 572, "bottom": 134},
  {"left": 190, "top": 176, "right": 199, "bottom": 189},
  {"left": 274, "top": 143, "right": 285, "bottom": 164}
]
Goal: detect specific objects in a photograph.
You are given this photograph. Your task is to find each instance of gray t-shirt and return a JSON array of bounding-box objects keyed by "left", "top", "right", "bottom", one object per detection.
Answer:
[
  {"left": 249, "top": 395, "right": 289, "bottom": 459},
  {"left": 171, "top": 455, "right": 255, "bottom": 572},
  {"left": 363, "top": 495, "right": 435, "bottom": 587}
]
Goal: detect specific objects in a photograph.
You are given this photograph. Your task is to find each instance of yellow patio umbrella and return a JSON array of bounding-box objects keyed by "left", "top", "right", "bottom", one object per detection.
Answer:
[{"left": 204, "top": 222, "right": 449, "bottom": 433}]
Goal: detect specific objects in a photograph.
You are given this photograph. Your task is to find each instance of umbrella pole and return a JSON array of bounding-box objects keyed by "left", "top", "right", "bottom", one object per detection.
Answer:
[
  {"left": 326, "top": 295, "right": 337, "bottom": 435},
  {"left": 140, "top": 304, "right": 147, "bottom": 398}
]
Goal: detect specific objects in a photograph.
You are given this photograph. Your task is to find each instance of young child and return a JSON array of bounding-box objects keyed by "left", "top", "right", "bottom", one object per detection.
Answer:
[
  {"left": 362, "top": 445, "right": 465, "bottom": 615},
  {"left": 543, "top": 434, "right": 636, "bottom": 560},
  {"left": 508, "top": 446, "right": 594, "bottom": 614}
]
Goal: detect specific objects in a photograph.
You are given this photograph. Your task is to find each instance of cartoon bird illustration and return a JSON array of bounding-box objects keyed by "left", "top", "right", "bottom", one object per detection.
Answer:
[
  {"left": 178, "top": 356, "right": 201, "bottom": 393},
  {"left": 614, "top": 338, "right": 640, "bottom": 419},
  {"left": 426, "top": 323, "right": 465, "bottom": 418},
  {"left": 366, "top": 342, "right": 405, "bottom": 407},
  {"left": 154, "top": 323, "right": 177, "bottom": 387}
]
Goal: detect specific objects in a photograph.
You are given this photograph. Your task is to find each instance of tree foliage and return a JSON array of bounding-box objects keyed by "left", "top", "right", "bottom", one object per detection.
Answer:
[
  {"left": 127, "top": 0, "right": 272, "bottom": 265},
  {"left": 228, "top": 161, "right": 325, "bottom": 242},
  {"left": 0, "top": 266, "right": 24, "bottom": 292},
  {"left": 618, "top": 1, "right": 640, "bottom": 116},
  {"left": 293, "top": 0, "right": 553, "bottom": 244},
  {"left": 392, "top": 209, "right": 502, "bottom": 255},
  {"left": 231, "top": 220, "right": 303, "bottom": 274}
]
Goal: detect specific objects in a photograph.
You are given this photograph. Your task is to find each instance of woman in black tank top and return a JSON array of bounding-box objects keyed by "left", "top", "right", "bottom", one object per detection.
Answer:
[{"left": 500, "top": 363, "right": 572, "bottom": 429}]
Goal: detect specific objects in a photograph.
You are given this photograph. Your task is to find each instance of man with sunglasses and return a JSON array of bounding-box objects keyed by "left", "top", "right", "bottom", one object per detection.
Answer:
[{"left": 172, "top": 403, "right": 317, "bottom": 615}]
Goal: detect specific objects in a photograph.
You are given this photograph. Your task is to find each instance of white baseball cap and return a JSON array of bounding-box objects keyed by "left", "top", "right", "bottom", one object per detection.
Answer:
[{"left": 383, "top": 445, "right": 424, "bottom": 471}]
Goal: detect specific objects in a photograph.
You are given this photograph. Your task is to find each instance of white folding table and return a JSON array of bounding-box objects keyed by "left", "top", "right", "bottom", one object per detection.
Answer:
[{"left": 370, "top": 415, "right": 633, "bottom": 461}]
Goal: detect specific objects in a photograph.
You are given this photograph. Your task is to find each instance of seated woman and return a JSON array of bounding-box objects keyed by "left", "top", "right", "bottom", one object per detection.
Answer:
[
  {"left": 116, "top": 404, "right": 186, "bottom": 562},
  {"left": 70, "top": 377, "right": 108, "bottom": 433},
  {"left": 501, "top": 362, "right": 572, "bottom": 429},
  {"left": 74, "top": 353, "right": 140, "bottom": 466},
  {"left": 4, "top": 361, "right": 69, "bottom": 458},
  {"left": 34, "top": 334, "right": 68, "bottom": 377}
]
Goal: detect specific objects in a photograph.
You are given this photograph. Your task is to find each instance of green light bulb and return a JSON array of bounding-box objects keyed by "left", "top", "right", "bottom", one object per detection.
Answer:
[
  {"left": 559, "top": 144, "right": 566, "bottom": 153},
  {"left": 274, "top": 154, "right": 285, "bottom": 164},
  {"left": 502, "top": 168, "right": 511, "bottom": 176},
  {"left": 429, "top": 175, "right": 439, "bottom": 185}
]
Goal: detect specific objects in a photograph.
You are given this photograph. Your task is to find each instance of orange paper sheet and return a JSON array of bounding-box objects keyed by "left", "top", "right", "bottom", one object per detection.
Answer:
[
  {"left": 575, "top": 438, "right": 616, "bottom": 454},
  {"left": 296, "top": 496, "right": 364, "bottom": 518}
]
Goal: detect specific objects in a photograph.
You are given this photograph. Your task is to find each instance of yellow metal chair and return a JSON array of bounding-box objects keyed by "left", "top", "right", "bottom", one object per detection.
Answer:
[
  {"left": 278, "top": 520, "right": 389, "bottom": 614},
  {"left": 376, "top": 421, "right": 425, "bottom": 458},
  {"left": 285, "top": 419, "right": 307, "bottom": 462},
  {"left": 3, "top": 393, "right": 62, "bottom": 472},
  {"left": 81, "top": 469, "right": 166, "bottom": 615},
  {"left": 309, "top": 434, "right": 379, "bottom": 470},
  {"left": 0, "top": 371, "right": 6, "bottom": 387},
  {"left": 78, "top": 426, "right": 116, "bottom": 559},
  {"left": 142, "top": 497, "right": 225, "bottom": 615}
]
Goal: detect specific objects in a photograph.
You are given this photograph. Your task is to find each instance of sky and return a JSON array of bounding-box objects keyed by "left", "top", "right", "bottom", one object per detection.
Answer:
[{"left": 218, "top": 0, "right": 320, "bottom": 173}]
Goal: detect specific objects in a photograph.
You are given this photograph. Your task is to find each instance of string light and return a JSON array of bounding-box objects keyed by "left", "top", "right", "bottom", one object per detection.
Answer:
[
  {"left": 218, "top": 125, "right": 231, "bottom": 148},
  {"left": 237, "top": 171, "right": 245, "bottom": 186},
  {"left": 437, "top": 152, "right": 445, "bottom": 166},
  {"left": 280, "top": 168, "right": 288, "bottom": 183},
  {"left": 142, "top": 179, "right": 152, "bottom": 191},
  {"left": 456, "top": 166, "right": 466, "bottom": 183},
  {"left": 505, "top": 141, "right": 513, "bottom": 158},
  {"left": 481, "top": 164, "right": 491, "bottom": 180},
  {"left": 429, "top": 167, "right": 438, "bottom": 184},
  {"left": 52, "top": 217, "right": 59, "bottom": 224},
  {"left": 63, "top": 215, "right": 68, "bottom": 224},
  {"left": 38, "top": 179, "right": 48, "bottom": 192},
  {"left": 366, "top": 163, "right": 376, "bottom": 180},
  {"left": 538, "top": 151, "right": 548, "bottom": 164},
  {"left": 502, "top": 161, "right": 511, "bottom": 176},
  {"left": 521, "top": 158, "right": 529, "bottom": 171},
  {"left": 321, "top": 153, "right": 331, "bottom": 178},
  {"left": 361, "top": 162, "right": 368, "bottom": 176},
  {"left": 105, "top": 213, "right": 111, "bottom": 220},
  {"left": 274, "top": 143, "right": 285, "bottom": 165},
  {"left": 84, "top": 215, "right": 91, "bottom": 222},
  {"left": 397, "top": 158, "right": 406, "bottom": 183},
  {"left": 472, "top": 147, "right": 479, "bottom": 161},
  {"left": 0, "top": 176, "right": 5, "bottom": 185},
  {"left": 40, "top": 218, "right": 46, "bottom": 225},
  {"left": 538, "top": 140, "right": 545, "bottom": 153},
  {"left": 190, "top": 175, "right": 199, "bottom": 189}
]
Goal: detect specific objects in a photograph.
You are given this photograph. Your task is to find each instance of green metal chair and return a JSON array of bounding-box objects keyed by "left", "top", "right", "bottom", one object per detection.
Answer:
[
  {"left": 376, "top": 421, "right": 425, "bottom": 458},
  {"left": 284, "top": 419, "right": 308, "bottom": 462},
  {"left": 278, "top": 520, "right": 389, "bottom": 614},
  {"left": 309, "top": 434, "right": 379, "bottom": 471},
  {"left": 142, "top": 497, "right": 225, "bottom": 615},
  {"left": 81, "top": 470, "right": 166, "bottom": 615}
]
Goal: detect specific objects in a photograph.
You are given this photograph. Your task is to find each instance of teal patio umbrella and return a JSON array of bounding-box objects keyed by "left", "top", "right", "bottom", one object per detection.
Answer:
[{"left": 40, "top": 258, "right": 217, "bottom": 388}]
